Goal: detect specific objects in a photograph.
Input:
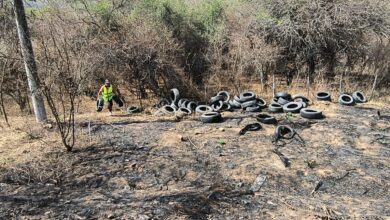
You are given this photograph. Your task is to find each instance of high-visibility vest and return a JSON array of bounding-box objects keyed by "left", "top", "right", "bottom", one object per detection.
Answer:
[{"left": 102, "top": 85, "right": 113, "bottom": 101}]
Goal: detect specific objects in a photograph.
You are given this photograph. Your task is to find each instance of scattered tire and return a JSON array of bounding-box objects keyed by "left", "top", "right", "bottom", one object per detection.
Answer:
[
  {"left": 211, "top": 100, "right": 224, "bottom": 111},
  {"left": 187, "top": 101, "right": 197, "bottom": 110},
  {"left": 245, "top": 105, "right": 261, "bottom": 112},
  {"left": 316, "top": 92, "right": 331, "bottom": 101},
  {"left": 195, "top": 105, "right": 213, "bottom": 114},
  {"left": 275, "top": 125, "right": 295, "bottom": 139},
  {"left": 269, "top": 103, "right": 283, "bottom": 113},
  {"left": 256, "top": 113, "right": 277, "bottom": 124},
  {"left": 127, "top": 106, "right": 140, "bottom": 113},
  {"left": 283, "top": 102, "right": 303, "bottom": 113},
  {"left": 200, "top": 112, "right": 222, "bottom": 123},
  {"left": 217, "top": 91, "right": 230, "bottom": 102},
  {"left": 292, "top": 94, "right": 309, "bottom": 103},
  {"left": 112, "top": 95, "right": 124, "bottom": 107},
  {"left": 178, "top": 98, "right": 189, "bottom": 107},
  {"left": 277, "top": 97, "right": 290, "bottom": 106},
  {"left": 209, "top": 95, "right": 225, "bottom": 105},
  {"left": 239, "top": 91, "right": 256, "bottom": 102},
  {"left": 178, "top": 107, "right": 192, "bottom": 115},
  {"left": 352, "top": 91, "right": 367, "bottom": 103},
  {"left": 162, "top": 105, "right": 176, "bottom": 114},
  {"left": 170, "top": 88, "right": 180, "bottom": 103},
  {"left": 339, "top": 94, "right": 355, "bottom": 106},
  {"left": 256, "top": 98, "right": 267, "bottom": 108},
  {"left": 239, "top": 123, "right": 262, "bottom": 135},
  {"left": 241, "top": 100, "right": 258, "bottom": 109},
  {"left": 300, "top": 108, "right": 323, "bottom": 119}
]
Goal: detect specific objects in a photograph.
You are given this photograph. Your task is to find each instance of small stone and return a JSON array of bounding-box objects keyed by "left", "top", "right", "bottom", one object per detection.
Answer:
[
  {"left": 251, "top": 175, "right": 267, "bottom": 192},
  {"left": 219, "top": 127, "right": 225, "bottom": 132},
  {"left": 138, "top": 214, "right": 150, "bottom": 220},
  {"left": 107, "top": 213, "right": 115, "bottom": 219},
  {"left": 44, "top": 211, "right": 51, "bottom": 215},
  {"left": 44, "top": 123, "right": 53, "bottom": 129}
]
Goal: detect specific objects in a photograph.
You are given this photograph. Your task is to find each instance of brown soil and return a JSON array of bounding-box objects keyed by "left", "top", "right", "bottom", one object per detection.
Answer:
[{"left": 0, "top": 99, "right": 389, "bottom": 219}]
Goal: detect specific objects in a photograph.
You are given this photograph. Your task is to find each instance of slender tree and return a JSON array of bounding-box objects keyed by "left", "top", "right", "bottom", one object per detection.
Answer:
[{"left": 13, "top": 0, "right": 47, "bottom": 122}]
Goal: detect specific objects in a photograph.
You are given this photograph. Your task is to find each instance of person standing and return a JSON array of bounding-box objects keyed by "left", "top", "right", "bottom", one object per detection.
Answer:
[{"left": 97, "top": 79, "right": 121, "bottom": 115}]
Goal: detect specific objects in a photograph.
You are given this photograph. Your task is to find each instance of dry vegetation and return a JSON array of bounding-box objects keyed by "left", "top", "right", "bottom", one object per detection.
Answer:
[{"left": 0, "top": 0, "right": 390, "bottom": 219}]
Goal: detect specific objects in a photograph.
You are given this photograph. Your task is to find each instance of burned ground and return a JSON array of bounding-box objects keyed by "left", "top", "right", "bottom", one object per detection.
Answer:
[{"left": 0, "top": 102, "right": 389, "bottom": 219}]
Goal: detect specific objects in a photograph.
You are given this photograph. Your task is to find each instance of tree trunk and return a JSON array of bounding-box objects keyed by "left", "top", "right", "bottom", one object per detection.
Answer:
[
  {"left": 308, "top": 56, "right": 315, "bottom": 85},
  {"left": 13, "top": 0, "right": 47, "bottom": 122}
]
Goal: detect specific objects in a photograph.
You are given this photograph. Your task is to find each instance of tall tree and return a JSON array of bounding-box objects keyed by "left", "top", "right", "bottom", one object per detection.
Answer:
[{"left": 13, "top": 0, "right": 47, "bottom": 122}]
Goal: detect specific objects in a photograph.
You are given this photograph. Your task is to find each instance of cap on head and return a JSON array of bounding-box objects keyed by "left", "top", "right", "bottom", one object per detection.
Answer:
[{"left": 105, "top": 79, "right": 110, "bottom": 85}]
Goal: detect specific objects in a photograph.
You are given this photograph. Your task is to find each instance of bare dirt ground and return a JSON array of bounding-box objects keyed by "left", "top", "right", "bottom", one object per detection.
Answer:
[{"left": 0, "top": 99, "right": 389, "bottom": 219}]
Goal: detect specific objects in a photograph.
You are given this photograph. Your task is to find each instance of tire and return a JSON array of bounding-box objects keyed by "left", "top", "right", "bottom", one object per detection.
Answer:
[
  {"left": 352, "top": 91, "right": 367, "bottom": 103},
  {"left": 157, "top": 98, "right": 170, "bottom": 108},
  {"left": 339, "top": 94, "right": 355, "bottom": 106},
  {"left": 223, "top": 103, "right": 234, "bottom": 112},
  {"left": 256, "top": 113, "right": 277, "bottom": 124},
  {"left": 283, "top": 102, "right": 303, "bottom": 113},
  {"left": 277, "top": 97, "right": 291, "bottom": 106},
  {"left": 178, "top": 107, "right": 192, "bottom": 115},
  {"left": 316, "top": 92, "right": 331, "bottom": 101},
  {"left": 112, "top": 95, "right": 124, "bottom": 107},
  {"left": 275, "top": 125, "right": 295, "bottom": 139},
  {"left": 275, "top": 92, "right": 291, "bottom": 99},
  {"left": 162, "top": 105, "right": 176, "bottom": 114},
  {"left": 217, "top": 91, "right": 230, "bottom": 102},
  {"left": 127, "top": 106, "right": 140, "bottom": 113},
  {"left": 170, "top": 102, "right": 178, "bottom": 110},
  {"left": 200, "top": 112, "right": 222, "bottom": 123},
  {"left": 196, "top": 105, "right": 213, "bottom": 114},
  {"left": 239, "top": 123, "right": 262, "bottom": 135},
  {"left": 245, "top": 105, "right": 261, "bottom": 112},
  {"left": 170, "top": 88, "right": 180, "bottom": 102},
  {"left": 229, "top": 99, "right": 241, "bottom": 108},
  {"left": 269, "top": 103, "right": 283, "bottom": 113},
  {"left": 300, "top": 108, "right": 323, "bottom": 119},
  {"left": 209, "top": 95, "right": 225, "bottom": 105},
  {"left": 256, "top": 98, "right": 267, "bottom": 108},
  {"left": 181, "top": 100, "right": 190, "bottom": 108},
  {"left": 187, "top": 101, "right": 197, "bottom": 110},
  {"left": 292, "top": 94, "right": 309, "bottom": 103},
  {"left": 211, "top": 100, "right": 224, "bottom": 111},
  {"left": 241, "top": 100, "right": 258, "bottom": 108},
  {"left": 297, "top": 100, "right": 308, "bottom": 108},
  {"left": 239, "top": 91, "right": 256, "bottom": 102},
  {"left": 178, "top": 98, "right": 189, "bottom": 107},
  {"left": 96, "top": 98, "right": 104, "bottom": 112}
]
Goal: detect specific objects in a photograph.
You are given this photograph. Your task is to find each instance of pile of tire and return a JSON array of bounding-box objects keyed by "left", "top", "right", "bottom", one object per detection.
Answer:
[
  {"left": 229, "top": 91, "right": 267, "bottom": 113},
  {"left": 157, "top": 88, "right": 194, "bottom": 115},
  {"left": 269, "top": 92, "right": 308, "bottom": 114}
]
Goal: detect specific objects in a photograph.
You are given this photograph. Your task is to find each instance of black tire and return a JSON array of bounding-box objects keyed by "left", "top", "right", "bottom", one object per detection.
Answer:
[
  {"left": 157, "top": 98, "right": 170, "bottom": 108},
  {"left": 275, "top": 125, "right": 295, "bottom": 139},
  {"left": 195, "top": 105, "right": 213, "bottom": 114},
  {"left": 339, "top": 94, "right": 355, "bottom": 106},
  {"left": 127, "top": 106, "right": 140, "bottom": 113},
  {"left": 256, "top": 98, "right": 267, "bottom": 108},
  {"left": 239, "top": 91, "right": 256, "bottom": 102},
  {"left": 300, "top": 108, "right": 323, "bottom": 119},
  {"left": 162, "top": 105, "right": 176, "bottom": 113},
  {"left": 211, "top": 100, "right": 224, "bottom": 111},
  {"left": 233, "top": 95, "right": 241, "bottom": 103},
  {"left": 297, "top": 100, "right": 308, "bottom": 108},
  {"left": 229, "top": 99, "right": 241, "bottom": 108},
  {"left": 217, "top": 91, "right": 230, "bottom": 102},
  {"left": 256, "top": 113, "right": 277, "bottom": 124},
  {"left": 209, "top": 95, "right": 225, "bottom": 105},
  {"left": 277, "top": 97, "right": 290, "bottom": 106},
  {"left": 200, "top": 112, "right": 222, "bottom": 123},
  {"left": 269, "top": 103, "right": 283, "bottom": 113},
  {"left": 239, "top": 123, "right": 262, "bottom": 135},
  {"left": 241, "top": 100, "right": 258, "bottom": 108},
  {"left": 292, "top": 94, "right": 309, "bottom": 103},
  {"left": 112, "top": 95, "right": 124, "bottom": 107},
  {"left": 187, "top": 101, "right": 197, "bottom": 110},
  {"left": 96, "top": 98, "right": 104, "bottom": 112},
  {"left": 178, "top": 98, "right": 189, "bottom": 107},
  {"left": 352, "top": 91, "right": 367, "bottom": 103},
  {"left": 170, "top": 88, "right": 180, "bottom": 103},
  {"left": 283, "top": 102, "right": 303, "bottom": 113},
  {"left": 245, "top": 105, "right": 261, "bottom": 112},
  {"left": 316, "top": 92, "right": 331, "bottom": 101},
  {"left": 223, "top": 103, "right": 234, "bottom": 112},
  {"left": 275, "top": 92, "right": 291, "bottom": 99},
  {"left": 178, "top": 107, "right": 192, "bottom": 115}
]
